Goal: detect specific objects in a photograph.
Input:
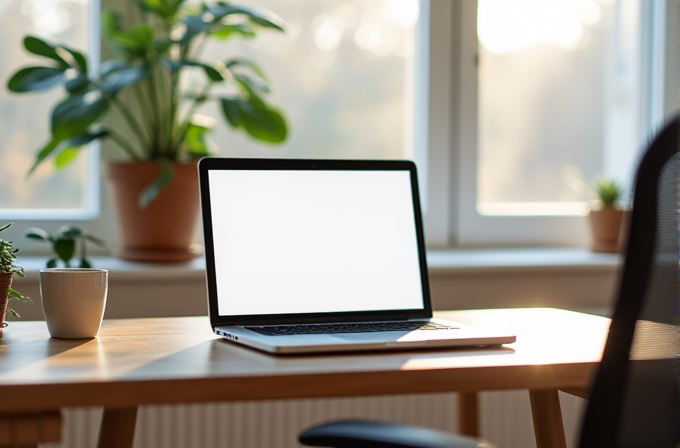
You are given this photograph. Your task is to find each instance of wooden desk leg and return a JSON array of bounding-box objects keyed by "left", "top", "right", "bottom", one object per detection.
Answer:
[
  {"left": 457, "top": 392, "right": 480, "bottom": 437},
  {"left": 0, "top": 411, "right": 62, "bottom": 448},
  {"left": 529, "top": 389, "right": 567, "bottom": 448},
  {"left": 97, "top": 407, "right": 138, "bottom": 448}
]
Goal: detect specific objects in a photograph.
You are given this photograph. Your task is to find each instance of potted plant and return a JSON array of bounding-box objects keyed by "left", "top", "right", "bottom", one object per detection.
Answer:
[
  {"left": 7, "top": 0, "right": 288, "bottom": 261},
  {"left": 0, "top": 223, "right": 33, "bottom": 333},
  {"left": 25, "top": 226, "right": 106, "bottom": 268},
  {"left": 587, "top": 177, "right": 626, "bottom": 253}
]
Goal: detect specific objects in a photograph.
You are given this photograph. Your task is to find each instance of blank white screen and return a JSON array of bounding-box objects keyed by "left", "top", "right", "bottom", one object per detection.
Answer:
[{"left": 208, "top": 170, "right": 424, "bottom": 316}]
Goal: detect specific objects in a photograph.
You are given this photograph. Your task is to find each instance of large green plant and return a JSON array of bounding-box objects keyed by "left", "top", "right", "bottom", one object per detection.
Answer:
[{"left": 7, "top": 0, "right": 287, "bottom": 205}]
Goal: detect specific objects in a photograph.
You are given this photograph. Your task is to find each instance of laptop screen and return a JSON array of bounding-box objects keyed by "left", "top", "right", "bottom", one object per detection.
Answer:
[{"left": 199, "top": 159, "right": 432, "bottom": 324}]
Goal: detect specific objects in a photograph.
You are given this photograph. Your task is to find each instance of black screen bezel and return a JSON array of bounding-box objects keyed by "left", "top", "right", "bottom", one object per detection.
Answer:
[{"left": 198, "top": 158, "right": 433, "bottom": 328}]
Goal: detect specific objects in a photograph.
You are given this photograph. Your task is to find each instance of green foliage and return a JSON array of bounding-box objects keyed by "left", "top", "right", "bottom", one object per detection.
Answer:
[
  {"left": 594, "top": 177, "right": 622, "bottom": 207},
  {"left": 0, "top": 223, "right": 24, "bottom": 276},
  {"left": 7, "top": 0, "right": 288, "bottom": 204},
  {"left": 0, "top": 223, "right": 32, "bottom": 321},
  {"left": 24, "top": 226, "right": 106, "bottom": 268}
]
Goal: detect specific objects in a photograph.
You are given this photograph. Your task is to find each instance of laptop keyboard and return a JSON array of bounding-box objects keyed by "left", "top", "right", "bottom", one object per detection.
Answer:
[{"left": 244, "top": 321, "right": 458, "bottom": 336}]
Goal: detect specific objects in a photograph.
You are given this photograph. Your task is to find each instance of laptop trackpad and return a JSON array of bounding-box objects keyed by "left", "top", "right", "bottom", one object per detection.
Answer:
[{"left": 333, "top": 331, "right": 429, "bottom": 343}]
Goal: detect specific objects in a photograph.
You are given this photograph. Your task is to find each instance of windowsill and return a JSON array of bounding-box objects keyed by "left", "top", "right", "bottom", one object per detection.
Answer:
[
  {"left": 16, "top": 246, "right": 621, "bottom": 278},
  {"left": 426, "top": 247, "right": 621, "bottom": 275},
  {"left": 10, "top": 247, "right": 621, "bottom": 320}
]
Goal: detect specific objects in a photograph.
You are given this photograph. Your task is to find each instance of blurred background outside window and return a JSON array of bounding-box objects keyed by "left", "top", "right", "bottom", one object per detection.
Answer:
[
  {"left": 197, "top": 0, "right": 418, "bottom": 161},
  {"left": 477, "top": 0, "right": 659, "bottom": 216},
  {"left": 0, "top": 0, "right": 96, "bottom": 219}
]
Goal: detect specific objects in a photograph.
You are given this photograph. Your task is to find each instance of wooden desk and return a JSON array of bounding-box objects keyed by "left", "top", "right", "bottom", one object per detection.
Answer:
[{"left": 0, "top": 308, "right": 609, "bottom": 448}]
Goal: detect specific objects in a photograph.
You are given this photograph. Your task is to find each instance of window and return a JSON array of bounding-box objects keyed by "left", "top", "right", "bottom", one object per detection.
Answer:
[
  {"left": 422, "top": 0, "right": 675, "bottom": 247},
  {"left": 3, "top": 0, "right": 676, "bottom": 251},
  {"left": 0, "top": 0, "right": 98, "bottom": 219},
  {"left": 478, "top": 0, "right": 655, "bottom": 216}
]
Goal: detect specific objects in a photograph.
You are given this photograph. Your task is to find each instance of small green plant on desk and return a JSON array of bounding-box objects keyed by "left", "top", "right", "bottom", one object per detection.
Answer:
[
  {"left": 25, "top": 226, "right": 105, "bottom": 268},
  {"left": 0, "top": 223, "right": 32, "bottom": 322}
]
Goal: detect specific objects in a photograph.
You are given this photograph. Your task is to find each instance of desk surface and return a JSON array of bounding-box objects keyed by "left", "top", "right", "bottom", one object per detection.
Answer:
[{"left": 0, "top": 308, "right": 609, "bottom": 413}]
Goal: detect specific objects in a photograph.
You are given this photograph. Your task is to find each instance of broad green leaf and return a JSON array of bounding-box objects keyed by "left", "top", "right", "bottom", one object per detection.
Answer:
[
  {"left": 29, "top": 138, "right": 61, "bottom": 174},
  {"left": 242, "top": 104, "right": 287, "bottom": 143},
  {"left": 102, "top": 12, "right": 154, "bottom": 58},
  {"left": 24, "top": 228, "right": 50, "bottom": 242},
  {"left": 60, "top": 227, "right": 82, "bottom": 238},
  {"left": 53, "top": 237, "right": 76, "bottom": 264},
  {"left": 126, "top": 24, "right": 156, "bottom": 47},
  {"left": 46, "top": 258, "right": 58, "bottom": 269},
  {"left": 54, "top": 130, "right": 110, "bottom": 169},
  {"left": 184, "top": 119, "right": 213, "bottom": 156},
  {"left": 59, "top": 45, "right": 88, "bottom": 72},
  {"left": 100, "top": 67, "right": 147, "bottom": 95},
  {"left": 202, "top": 64, "right": 224, "bottom": 82},
  {"left": 139, "top": 159, "right": 174, "bottom": 208},
  {"left": 219, "top": 97, "right": 287, "bottom": 143},
  {"left": 7, "top": 66, "right": 66, "bottom": 92},
  {"left": 29, "top": 130, "right": 108, "bottom": 174},
  {"left": 54, "top": 148, "right": 79, "bottom": 169},
  {"left": 233, "top": 72, "right": 269, "bottom": 94},
  {"left": 170, "top": 59, "right": 224, "bottom": 81},
  {"left": 79, "top": 258, "right": 93, "bottom": 269},
  {"left": 219, "top": 98, "right": 243, "bottom": 128},
  {"left": 207, "top": 4, "right": 285, "bottom": 32},
  {"left": 23, "top": 36, "right": 68, "bottom": 66},
  {"left": 64, "top": 74, "right": 91, "bottom": 95},
  {"left": 209, "top": 23, "right": 256, "bottom": 40},
  {"left": 153, "top": 38, "right": 172, "bottom": 54},
  {"left": 51, "top": 93, "right": 109, "bottom": 141},
  {"left": 180, "top": 14, "right": 213, "bottom": 42},
  {"left": 101, "top": 11, "right": 122, "bottom": 37},
  {"left": 108, "top": 24, "right": 155, "bottom": 56},
  {"left": 138, "top": 0, "right": 186, "bottom": 20}
]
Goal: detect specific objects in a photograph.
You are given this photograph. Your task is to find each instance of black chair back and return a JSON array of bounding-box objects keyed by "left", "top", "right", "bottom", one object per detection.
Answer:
[{"left": 579, "top": 116, "right": 680, "bottom": 448}]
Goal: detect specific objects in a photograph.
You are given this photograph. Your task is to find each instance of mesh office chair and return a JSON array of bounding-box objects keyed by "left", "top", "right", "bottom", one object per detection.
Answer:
[{"left": 299, "top": 116, "right": 680, "bottom": 448}]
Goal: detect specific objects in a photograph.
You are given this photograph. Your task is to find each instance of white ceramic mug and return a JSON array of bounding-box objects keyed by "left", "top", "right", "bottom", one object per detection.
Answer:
[{"left": 40, "top": 268, "right": 108, "bottom": 339}]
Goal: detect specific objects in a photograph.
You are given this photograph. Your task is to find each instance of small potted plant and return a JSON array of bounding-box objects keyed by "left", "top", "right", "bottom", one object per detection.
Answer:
[
  {"left": 0, "top": 223, "right": 33, "bottom": 333},
  {"left": 587, "top": 177, "right": 626, "bottom": 253},
  {"left": 25, "top": 226, "right": 106, "bottom": 268}
]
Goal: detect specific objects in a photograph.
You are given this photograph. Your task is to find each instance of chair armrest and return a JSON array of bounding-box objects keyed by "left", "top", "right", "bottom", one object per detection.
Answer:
[{"left": 299, "top": 419, "right": 487, "bottom": 448}]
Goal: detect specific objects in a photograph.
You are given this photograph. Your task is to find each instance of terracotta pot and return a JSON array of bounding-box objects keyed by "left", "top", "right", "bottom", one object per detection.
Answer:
[
  {"left": 587, "top": 206, "right": 625, "bottom": 253},
  {"left": 104, "top": 162, "right": 201, "bottom": 262},
  {"left": 0, "top": 273, "right": 12, "bottom": 334}
]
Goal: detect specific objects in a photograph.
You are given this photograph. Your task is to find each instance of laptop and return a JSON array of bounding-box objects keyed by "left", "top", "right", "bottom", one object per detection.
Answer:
[{"left": 198, "top": 158, "right": 516, "bottom": 354}]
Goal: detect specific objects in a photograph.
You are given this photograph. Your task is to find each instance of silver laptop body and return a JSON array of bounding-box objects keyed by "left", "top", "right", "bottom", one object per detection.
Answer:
[{"left": 198, "top": 158, "right": 516, "bottom": 354}]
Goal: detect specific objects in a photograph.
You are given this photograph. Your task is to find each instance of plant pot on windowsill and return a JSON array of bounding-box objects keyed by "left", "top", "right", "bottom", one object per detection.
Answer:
[
  {"left": 104, "top": 161, "right": 201, "bottom": 262},
  {"left": 587, "top": 205, "right": 625, "bottom": 253}
]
